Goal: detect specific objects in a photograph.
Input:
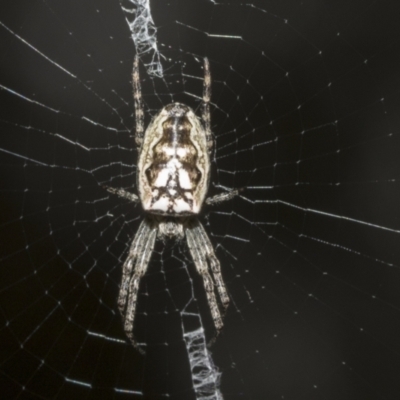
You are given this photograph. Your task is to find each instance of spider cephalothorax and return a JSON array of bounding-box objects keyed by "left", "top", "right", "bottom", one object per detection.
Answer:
[{"left": 105, "top": 56, "right": 240, "bottom": 351}]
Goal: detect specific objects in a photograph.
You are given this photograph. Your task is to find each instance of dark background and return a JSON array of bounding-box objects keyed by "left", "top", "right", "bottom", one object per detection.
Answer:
[{"left": 1, "top": 0, "right": 400, "bottom": 399}]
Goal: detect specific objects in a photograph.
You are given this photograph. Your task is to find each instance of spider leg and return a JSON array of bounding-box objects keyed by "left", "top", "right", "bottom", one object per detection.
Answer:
[
  {"left": 202, "top": 57, "right": 213, "bottom": 150},
  {"left": 118, "top": 217, "right": 157, "bottom": 352},
  {"left": 104, "top": 186, "right": 139, "bottom": 203},
  {"left": 133, "top": 55, "right": 144, "bottom": 148},
  {"left": 205, "top": 187, "right": 243, "bottom": 206},
  {"left": 186, "top": 219, "right": 229, "bottom": 336},
  {"left": 192, "top": 220, "right": 230, "bottom": 311}
]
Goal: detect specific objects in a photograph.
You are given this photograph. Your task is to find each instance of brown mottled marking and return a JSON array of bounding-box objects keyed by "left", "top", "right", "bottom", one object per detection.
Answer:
[{"left": 145, "top": 115, "right": 201, "bottom": 192}]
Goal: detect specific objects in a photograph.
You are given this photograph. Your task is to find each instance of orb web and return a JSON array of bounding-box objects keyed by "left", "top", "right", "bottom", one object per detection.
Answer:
[{"left": 1, "top": 0, "right": 399, "bottom": 399}]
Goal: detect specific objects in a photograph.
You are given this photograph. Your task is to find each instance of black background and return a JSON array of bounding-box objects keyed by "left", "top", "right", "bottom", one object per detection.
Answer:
[{"left": 1, "top": 0, "right": 400, "bottom": 399}]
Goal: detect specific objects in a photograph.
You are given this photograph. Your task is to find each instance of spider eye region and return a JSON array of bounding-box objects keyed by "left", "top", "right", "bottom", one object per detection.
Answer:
[{"left": 138, "top": 104, "right": 210, "bottom": 216}]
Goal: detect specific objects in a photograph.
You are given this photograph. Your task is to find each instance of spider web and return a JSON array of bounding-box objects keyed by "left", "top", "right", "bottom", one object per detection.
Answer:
[{"left": 1, "top": 0, "right": 400, "bottom": 399}]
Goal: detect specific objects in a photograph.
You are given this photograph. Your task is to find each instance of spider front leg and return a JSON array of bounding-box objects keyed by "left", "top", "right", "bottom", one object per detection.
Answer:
[
  {"left": 186, "top": 219, "right": 229, "bottom": 336},
  {"left": 118, "top": 217, "right": 157, "bottom": 352}
]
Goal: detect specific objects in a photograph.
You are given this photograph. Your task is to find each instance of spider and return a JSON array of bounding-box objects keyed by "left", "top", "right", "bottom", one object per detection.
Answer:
[{"left": 105, "top": 56, "right": 240, "bottom": 351}]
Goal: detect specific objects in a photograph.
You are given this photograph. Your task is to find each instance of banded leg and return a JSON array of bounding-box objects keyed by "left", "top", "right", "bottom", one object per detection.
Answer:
[
  {"left": 118, "top": 217, "right": 157, "bottom": 351},
  {"left": 205, "top": 188, "right": 242, "bottom": 206},
  {"left": 132, "top": 55, "right": 144, "bottom": 147},
  {"left": 186, "top": 219, "right": 229, "bottom": 335},
  {"left": 192, "top": 220, "right": 230, "bottom": 312},
  {"left": 104, "top": 186, "right": 139, "bottom": 203},
  {"left": 202, "top": 57, "right": 213, "bottom": 149}
]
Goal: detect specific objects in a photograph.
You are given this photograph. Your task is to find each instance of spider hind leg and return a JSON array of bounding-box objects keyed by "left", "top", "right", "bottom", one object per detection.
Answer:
[
  {"left": 202, "top": 57, "right": 213, "bottom": 150},
  {"left": 104, "top": 186, "right": 139, "bottom": 203},
  {"left": 132, "top": 55, "right": 145, "bottom": 148},
  {"left": 205, "top": 188, "right": 243, "bottom": 206}
]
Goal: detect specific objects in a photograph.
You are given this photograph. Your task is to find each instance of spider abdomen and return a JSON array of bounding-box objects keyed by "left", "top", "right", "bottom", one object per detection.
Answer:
[{"left": 137, "top": 103, "right": 210, "bottom": 216}]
